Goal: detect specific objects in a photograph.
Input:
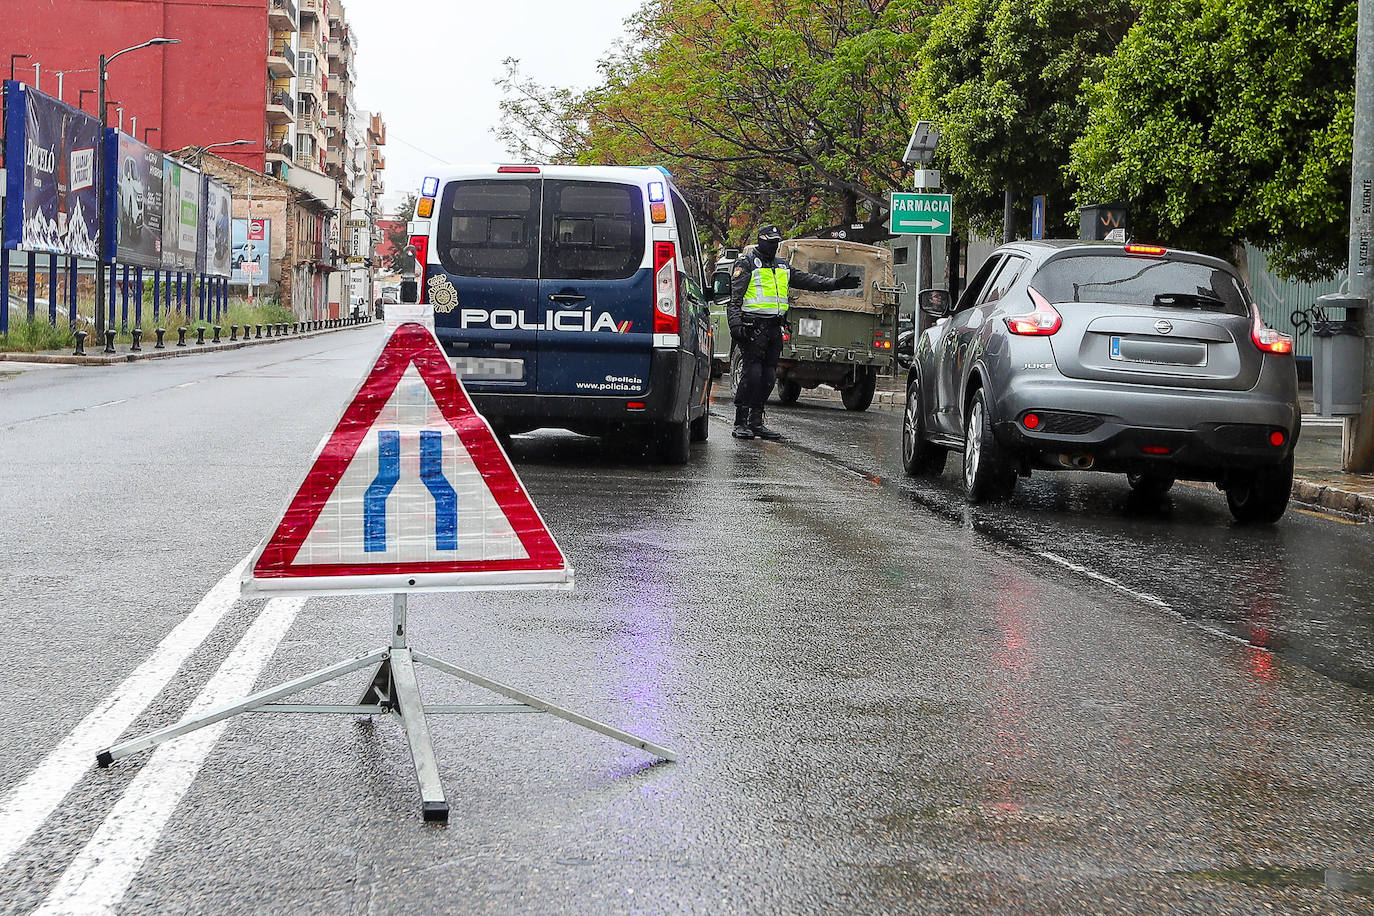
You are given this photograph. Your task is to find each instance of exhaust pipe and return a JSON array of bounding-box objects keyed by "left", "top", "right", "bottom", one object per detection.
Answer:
[{"left": 1057, "top": 453, "right": 1095, "bottom": 470}]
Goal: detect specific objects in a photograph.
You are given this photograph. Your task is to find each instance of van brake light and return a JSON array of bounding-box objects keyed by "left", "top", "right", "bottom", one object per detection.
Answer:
[
  {"left": 1005, "top": 287, "right": 1061, "bottom": 335},
  {"left": 653, "top": 241, "right": 679, "bottom": 338},
  {"left": 408, "top": 235, "right": 430, "bottom": 305},
  {"left": 497, "top": 165, "right": 540, "bottom": 173}
]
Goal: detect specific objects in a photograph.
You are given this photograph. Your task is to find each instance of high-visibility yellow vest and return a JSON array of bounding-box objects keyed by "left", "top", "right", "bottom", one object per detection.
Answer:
[{"left": 742, "top": 261, "right": 790, "bottom": 316}]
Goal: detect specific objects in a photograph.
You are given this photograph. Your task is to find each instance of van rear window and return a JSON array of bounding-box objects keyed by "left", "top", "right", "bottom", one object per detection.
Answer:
[
  {"left": 1031, "top": 255, "right": 1250, "bottom": 316},
  {"left": 543, "top": 181, "right": 644, "bottom": 280},
  {"left": 436, "top": 180, "right": 539, "bottom": 279}
]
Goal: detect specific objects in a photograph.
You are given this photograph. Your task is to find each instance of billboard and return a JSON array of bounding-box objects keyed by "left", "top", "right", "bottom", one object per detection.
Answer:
[
  {"left": 3, "top": 81, "right": 101, "bottom": 256},
  {"left": 203, "top": 180, "right": 233, "bottom": 277},
  {"left": 160, "top": 158, "right": 200, "bottom": 270},
  {"left": 105, "top": 130, "right": 165, "bottom": 267},
  {"left": 231, "top": 217, "right": 270, "bottom": 284}
]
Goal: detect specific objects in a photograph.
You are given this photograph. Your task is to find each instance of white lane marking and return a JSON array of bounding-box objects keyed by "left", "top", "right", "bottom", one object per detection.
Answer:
[
  {"left": 34, "top": 595, "right": 306, "bottom": 916},
  {"left": 1037, "top": 550, "right": 1171, "bottom": 609},
  {"left": 172, "top": 382, "right": 195, "bottom": 389},
  {"left": 0, "top": 556, "right": 250, "bottom": 871},
  {"left": 90, "top": 399, "right": 127, "bottom": 409}
]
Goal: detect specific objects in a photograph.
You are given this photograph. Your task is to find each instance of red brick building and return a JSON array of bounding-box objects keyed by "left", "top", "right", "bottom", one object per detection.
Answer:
[{"left": 1, "top": 0, "right": 283, "bottom": 173}]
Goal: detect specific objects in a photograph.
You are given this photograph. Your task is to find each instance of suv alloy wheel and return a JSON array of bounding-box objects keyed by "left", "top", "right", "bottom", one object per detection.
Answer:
[
  {"left": 902, "top": 377, "right": 947, "bottom": 476},
  {"left": 962, "top": 389, "right": 1015, "bottom": 503}
]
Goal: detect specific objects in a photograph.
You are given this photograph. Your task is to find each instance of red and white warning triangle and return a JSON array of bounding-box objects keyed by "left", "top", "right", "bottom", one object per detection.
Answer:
[{"left": 244, "top": 322, "right": 572, "bottom": 594}]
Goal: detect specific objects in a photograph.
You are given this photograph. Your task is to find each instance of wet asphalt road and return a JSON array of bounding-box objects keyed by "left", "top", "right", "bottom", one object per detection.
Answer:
[{"left": 0, "top": 327, "right": 1372, "bottom": 914}]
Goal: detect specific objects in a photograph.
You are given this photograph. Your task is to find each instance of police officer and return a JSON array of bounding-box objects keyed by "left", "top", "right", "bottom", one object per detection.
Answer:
[{"left": 727, "top": 225, "right": 861, "bottom": 439}]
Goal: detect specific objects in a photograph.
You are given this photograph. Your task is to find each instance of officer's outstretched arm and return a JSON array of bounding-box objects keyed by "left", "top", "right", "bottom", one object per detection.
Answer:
[{"left": 789, "top": 266, "right": 858, "bottom": 292}]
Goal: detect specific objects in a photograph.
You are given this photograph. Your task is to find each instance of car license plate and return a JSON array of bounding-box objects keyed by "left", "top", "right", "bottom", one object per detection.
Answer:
[
  {"left": 1110, "top": 336, "right": 1122, "bottom": 360},
  {"left": 797, "top": 318, "right": 822, "bottom": 337},
  {"left": 450, "top": 356, "right": 524, "bottom": 381}
]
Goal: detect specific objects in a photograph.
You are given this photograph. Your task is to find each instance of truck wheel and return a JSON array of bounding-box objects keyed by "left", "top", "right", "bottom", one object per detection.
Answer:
[
  {"left": 776, "top": 380, "right": 801, "bottom": 405},
  {"left": 841, "top": 368, "right": 876, "bottom": 411},
  {"left": 963, "top": 389, "right": 1015, "bottom": 503},
  {"left": 902, "top": 377, "right": 946, "bottom": 477},
  {"left": 657, "top": 419, "right": 691, "bottom": 464},
  {"left": 1226, "top": 457, "right": 1292, "bottom": 524}
]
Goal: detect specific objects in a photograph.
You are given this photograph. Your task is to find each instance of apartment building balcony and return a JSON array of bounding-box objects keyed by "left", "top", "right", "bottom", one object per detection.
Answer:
[
  {"left": 266, "top": 88, "right": 296, "bottom": 123},
  {"left": 296, "top": 149, "right": 320, "bottom": 171},
  {"left": 266, "top": 136, "right": 294, "bottom": 162},
  {"left": 325, "top": 109, "right": 342, "bottom": 131},
  {"left": 297, "top": 75, "right": 323, "bottom": 104},
  {"left": 267, "top": 41, "right": 296, "bottom": 78},
  {"left": 299, "top": 0, "right": 320, "bottom": 19},
  {"left": 268, "top": 0, "right": 296, "bottom": 29},
  {"left": 370, "top": 150, "right": 385, "bottom": 171},
  {"left": 367, "top": 113, "right": 386, "bottom": 146}
]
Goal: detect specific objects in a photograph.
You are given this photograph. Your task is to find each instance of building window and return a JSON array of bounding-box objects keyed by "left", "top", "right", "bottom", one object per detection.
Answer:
[{"left": 894, "top": 247, "right": 909, "bottom": 265}]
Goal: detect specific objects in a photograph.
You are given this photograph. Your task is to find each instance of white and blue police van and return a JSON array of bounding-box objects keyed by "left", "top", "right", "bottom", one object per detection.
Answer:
[{"left": 405, "top": 165, "right": 714, "bottom": 463}]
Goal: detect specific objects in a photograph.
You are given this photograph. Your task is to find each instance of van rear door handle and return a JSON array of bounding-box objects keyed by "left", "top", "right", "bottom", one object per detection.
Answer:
[{"left": 549, "top": 294, "right": 587, "bottom": 303}]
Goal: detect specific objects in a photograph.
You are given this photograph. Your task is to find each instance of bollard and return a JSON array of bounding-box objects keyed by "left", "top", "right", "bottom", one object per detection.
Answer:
[
  {"left": 230, "top": 325, "right": 238, "bottom": 342},
  {"left": 292, "top": 322, "right": 299, "bottom": 334},
  {"left": 155, "top": 328, "right": 166, "bottom": 349},
  {"left": 131, "top": 328, "right": 142, "bottom": 352},
  {"left": 73, "top": 331, "right": 87, "bottom": 356},
  {"left": 243, "top": 324, "right": 252, "bottom": 340},
  {"left": 280, "top": 323, "right": 289, "bottom": 335},
  {"left": 176, "top": 327, "right": 188, "bottom": 347},
  {"left": 255, "top": 324, "right": 263, "bottom": 339},
  {"left": 195, "top": 326, "right": 206, "bottom": 345},
  {"left": 212, "top": 325, "right": 222, "bottom": 344},
  {"left": 104, "top": 329, "right": 117, "bottom": 354}
]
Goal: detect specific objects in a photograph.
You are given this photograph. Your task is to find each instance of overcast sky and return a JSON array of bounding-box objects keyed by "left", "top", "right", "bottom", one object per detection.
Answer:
[{"left": 347, "top": 0, "right": 644, "bottom": 213}]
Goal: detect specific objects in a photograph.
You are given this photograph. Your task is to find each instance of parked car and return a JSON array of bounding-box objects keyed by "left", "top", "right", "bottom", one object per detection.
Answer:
[
  {"left": 409, "top": 164, "right": 714, "bottom": 463},
  {"left": 901, "top": 240, "right": 1300, "bottom": 523}
]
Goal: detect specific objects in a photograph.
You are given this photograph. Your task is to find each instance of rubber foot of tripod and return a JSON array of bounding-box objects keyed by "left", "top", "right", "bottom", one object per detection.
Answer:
[
  {"left": 96, "top": 750, "right": 114, "bottom": 768},
  {"left": 422, "top": 802, "right": 449, "bottom": 823}
]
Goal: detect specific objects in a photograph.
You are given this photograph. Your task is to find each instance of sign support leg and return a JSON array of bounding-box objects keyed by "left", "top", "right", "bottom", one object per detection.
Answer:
[{"left": 388, "top": 593, "right": 449, "bottom": 822}]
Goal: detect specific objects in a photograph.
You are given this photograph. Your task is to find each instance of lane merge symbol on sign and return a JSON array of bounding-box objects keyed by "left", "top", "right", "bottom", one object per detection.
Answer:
[
  {"left": 890, "top": 192, "right": 953, "bottom": 236},
  {"left": 96, "top": 321, "right": 676, "bottom": 823}
]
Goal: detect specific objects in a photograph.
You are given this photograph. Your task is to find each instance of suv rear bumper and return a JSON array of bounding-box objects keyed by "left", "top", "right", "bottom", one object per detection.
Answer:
[
  {"left": 992, "top": 376, "right": 1300, "bottom": 476},
  {"left": 465, "top": 348, "right": 697, "bottom": 433}
]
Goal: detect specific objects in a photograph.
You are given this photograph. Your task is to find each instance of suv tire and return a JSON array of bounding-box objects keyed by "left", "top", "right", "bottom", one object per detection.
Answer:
[
  {"left": 1226, "top": 457, "right": 1293, "bottom": 524},
  {"left": 963, "top": 389, "right": 1015, "bottom": 503},
  {"left": 1127, "top": 472, "right": 1175, "bottom": 498},
  {"left": 902, "top": 377, "right": 946, "bottom": 477},
  {"left": 841, "top": 368, "right": 876, "bottom": 411}
]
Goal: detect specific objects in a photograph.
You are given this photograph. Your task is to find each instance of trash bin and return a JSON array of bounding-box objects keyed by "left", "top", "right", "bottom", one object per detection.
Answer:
[{"left": 1311, "top": 293, "right": 1366, "bottom": 417}]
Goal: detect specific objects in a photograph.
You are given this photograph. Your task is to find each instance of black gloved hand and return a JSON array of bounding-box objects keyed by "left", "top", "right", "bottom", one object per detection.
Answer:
[
  {"left": 730, "top": 323, "right": 747, "bottom": 342},
  {"left": 836, "top": 274, "right": 862, "bottom": 290}
]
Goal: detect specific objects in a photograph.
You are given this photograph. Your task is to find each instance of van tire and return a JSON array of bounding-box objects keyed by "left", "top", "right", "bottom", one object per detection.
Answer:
[
  {"left": 690, "top": 409, "right": 710, "bottom": 442},
  {"left": 658, "top": 419, "right": 691, "bottom": 464}
]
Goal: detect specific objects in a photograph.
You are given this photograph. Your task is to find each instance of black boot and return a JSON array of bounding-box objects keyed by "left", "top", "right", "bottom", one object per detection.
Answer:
[
  {"left": 732, "top": 406, "right": 755, "bottom": 439},
  {"left": 749, "top": 408, "right": 782, "bottom": 440}
]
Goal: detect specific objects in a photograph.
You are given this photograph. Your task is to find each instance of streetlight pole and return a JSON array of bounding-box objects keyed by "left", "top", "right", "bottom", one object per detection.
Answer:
[
  {"left": 94, "top": 37, "right": 178, "bottom": 343},
  {"left": 189, "top": 139, "right": 250, "bottom": 168}
]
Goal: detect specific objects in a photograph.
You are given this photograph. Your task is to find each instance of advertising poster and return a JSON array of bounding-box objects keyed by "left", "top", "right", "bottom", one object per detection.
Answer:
[
  {"left": 160, "top": 158, "right": 200, "bottom": 270},
  {"left": 3, "top": 81, "right": 101, "bottom": 257},
  {"left": 204, "top": 180, "right": 233, "bottom": 277},
  {"left": 231, "top": 217, "right": 270, "bottom": 284},
  {"left": 106, "top": 130, "right": 164, "bottom": 267}
]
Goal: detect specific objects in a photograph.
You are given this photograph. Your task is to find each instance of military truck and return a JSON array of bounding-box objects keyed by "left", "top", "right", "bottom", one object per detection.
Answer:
[{"left": 708, "top": 239, "right": 901, "bottom": 411}]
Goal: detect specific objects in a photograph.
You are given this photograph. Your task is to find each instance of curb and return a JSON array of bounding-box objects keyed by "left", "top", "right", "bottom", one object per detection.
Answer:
[{"left": 0, "top": 320, "right": 376, "bottom": 366}]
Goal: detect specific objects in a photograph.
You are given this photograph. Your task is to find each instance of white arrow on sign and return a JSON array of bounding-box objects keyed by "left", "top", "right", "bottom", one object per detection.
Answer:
[{"left": 906, "top": 219, "right": 945, "bottom": 229}]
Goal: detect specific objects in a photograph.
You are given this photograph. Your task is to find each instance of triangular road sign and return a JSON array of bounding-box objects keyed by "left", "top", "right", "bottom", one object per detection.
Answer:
[{"left": 244, "top": 322, "right": 572, "bottom": 595}]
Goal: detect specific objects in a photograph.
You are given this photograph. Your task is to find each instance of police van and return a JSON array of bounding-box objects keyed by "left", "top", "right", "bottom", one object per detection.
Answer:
[{"left": 405, "top": 165, "right": 714, "bottom": 463}]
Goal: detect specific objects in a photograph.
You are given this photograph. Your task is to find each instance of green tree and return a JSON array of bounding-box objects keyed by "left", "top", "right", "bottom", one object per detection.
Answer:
[
  {"left": 908, "top": 0, "right": 1134, "bottom": 239},
  {"left": 1070, "top": 0, "right": 1356, "bottom": 280},
  {"left": 384, "top": 193, "right": 417, "bottom": 275}
]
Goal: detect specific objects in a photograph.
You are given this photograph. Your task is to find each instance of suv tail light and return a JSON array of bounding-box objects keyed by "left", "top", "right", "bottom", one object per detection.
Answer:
[
  {"left": 653, "top": 241, "right": 679, "bottom": 339},
  {"left": 408, "top": 235, "right": 430, "bottom": 304},
  {"left": 1005, "top": 287, "right": 1061, "bottom": 336},
  {"left": 1251, "top": 310, "right": 1293, "bottom": 354}
]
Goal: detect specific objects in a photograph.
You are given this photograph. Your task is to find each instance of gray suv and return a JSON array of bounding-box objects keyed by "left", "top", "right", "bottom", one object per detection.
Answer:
[{"left": 901, "top": 241, "right": 1300, "bottom": 523}]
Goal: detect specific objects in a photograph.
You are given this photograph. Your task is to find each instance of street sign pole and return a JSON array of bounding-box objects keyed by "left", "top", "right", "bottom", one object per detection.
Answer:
[{"left": 1345, "top": 0, "right": 1374, "bottom": 470}]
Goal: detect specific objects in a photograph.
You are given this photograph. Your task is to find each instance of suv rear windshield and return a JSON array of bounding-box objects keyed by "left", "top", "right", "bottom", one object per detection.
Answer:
[
  {"left": 1031, "top": 254, "right": 1250, "bottom": 317},
  {"left": 543, "top": 180, "right": 645, "bottom": 281},
  {"left": 436, "top": 179, "right": 540, "bottom": 279}
]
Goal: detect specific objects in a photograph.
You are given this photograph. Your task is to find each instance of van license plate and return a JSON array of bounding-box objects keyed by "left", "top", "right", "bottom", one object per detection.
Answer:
[
  {"left": 797, "top": 318, "right": 822, "bottom": 337},
  {"left": 451, "top": 357, "right": 524, "bottom": 381}
]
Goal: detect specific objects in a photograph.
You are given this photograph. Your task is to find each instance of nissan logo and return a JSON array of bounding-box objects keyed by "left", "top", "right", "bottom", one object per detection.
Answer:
[{"left": 1155, "top": 319, "right": 1174, "bottom": 334}]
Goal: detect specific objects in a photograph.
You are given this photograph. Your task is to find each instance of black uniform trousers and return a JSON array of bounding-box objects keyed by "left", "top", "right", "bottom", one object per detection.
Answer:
[{"left": 734, "top": 316, "right": 784, "bottom": 411}]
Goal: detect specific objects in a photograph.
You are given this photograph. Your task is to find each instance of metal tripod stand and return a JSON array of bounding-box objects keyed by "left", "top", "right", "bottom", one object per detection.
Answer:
[{"left": 97, "top": 594, "right": 678, "bottom": 822}]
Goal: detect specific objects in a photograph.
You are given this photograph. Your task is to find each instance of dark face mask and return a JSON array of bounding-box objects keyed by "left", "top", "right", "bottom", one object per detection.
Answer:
[{"left": 757, "top": 239, "right": 780, "bottom": 260}]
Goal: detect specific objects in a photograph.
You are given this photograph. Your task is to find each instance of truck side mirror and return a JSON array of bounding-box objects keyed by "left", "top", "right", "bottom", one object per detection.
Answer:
[{"left": 919, "top": 288, "right": 951, "bottom": 318}]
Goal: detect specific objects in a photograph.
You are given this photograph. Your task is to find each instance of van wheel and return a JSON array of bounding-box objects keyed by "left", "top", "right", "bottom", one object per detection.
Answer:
[
  {"left": 963, "top": 389, "right": 1015, "bottom": 503},
  {"left": 776, "top": 380, "right": 801, "bottom": 405},
  {"left": 841, "top": 368, "right": 876, "bottom": 411},
  {"left": 1226, "top": 457, "right": 1293, "bottom": 524},
  {"left": 657, "top": 419, "right": 691, "bottom": 464},
  {"left": 902, "top": 377, "right": 946, "bottom": 476}
]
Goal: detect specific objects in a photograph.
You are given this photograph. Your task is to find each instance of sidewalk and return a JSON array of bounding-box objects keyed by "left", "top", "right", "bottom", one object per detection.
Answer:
[
  {"left": 804, "top": 375, "right": 1374, "bottom": 522},
  {"left": 0, "top": 316, "right": 373, "bottom": 366}
]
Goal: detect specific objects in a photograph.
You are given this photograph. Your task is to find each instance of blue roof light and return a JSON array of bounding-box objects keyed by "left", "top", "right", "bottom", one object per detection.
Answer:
[
  {"left": 648, "top": 181, "right": 666, "bottom": 203},
  {"left": 421, "top": 176, "right": 439, "bottom": 198}
]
